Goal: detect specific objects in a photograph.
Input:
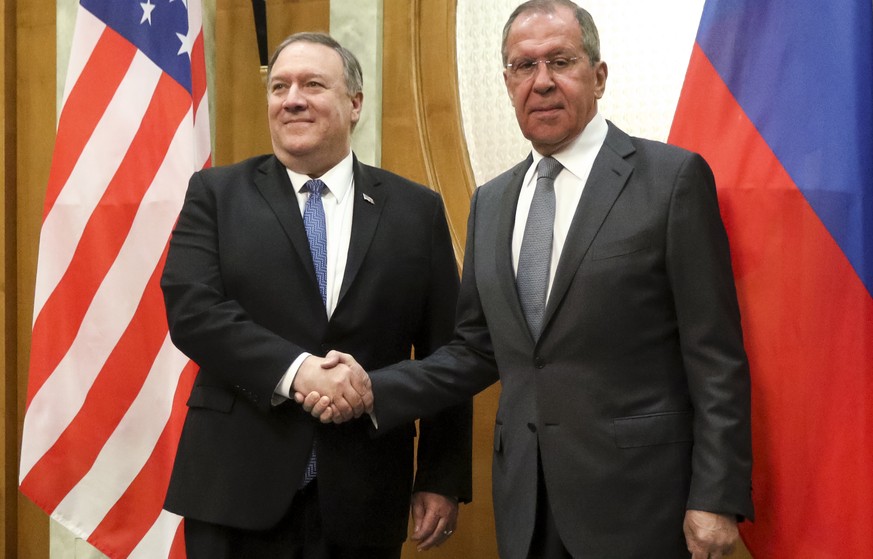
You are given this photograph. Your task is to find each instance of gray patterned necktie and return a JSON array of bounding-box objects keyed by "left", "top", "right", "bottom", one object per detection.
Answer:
[{"left": 516, "top": 157, "right": 562, "bottom": 338}]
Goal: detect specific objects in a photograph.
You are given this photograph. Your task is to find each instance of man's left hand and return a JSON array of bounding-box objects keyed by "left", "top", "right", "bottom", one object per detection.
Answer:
[
  {"left": 410, "top": 491, "right": 458, "bottom": 551},
  {"left": 684, "top": 509, "right": 739, "bottom": 559}
]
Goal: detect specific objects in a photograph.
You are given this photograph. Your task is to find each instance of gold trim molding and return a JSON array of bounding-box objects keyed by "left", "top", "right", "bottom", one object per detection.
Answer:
[{"left": 409, "top": 0, "right": 476, "bottom": 260}]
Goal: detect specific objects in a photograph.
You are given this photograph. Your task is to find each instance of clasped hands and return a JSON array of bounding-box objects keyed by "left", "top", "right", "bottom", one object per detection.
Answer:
[{"left": 291, "top": 350, "right": 371, "bottom": 423}]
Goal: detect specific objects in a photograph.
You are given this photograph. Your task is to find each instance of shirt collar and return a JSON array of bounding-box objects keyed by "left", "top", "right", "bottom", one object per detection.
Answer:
[
  {"left": 286, "top": 151, "right": 355, "bottom": 204},
  {"left": 529, "top": 111, "right": 608, "bottom": 183}
]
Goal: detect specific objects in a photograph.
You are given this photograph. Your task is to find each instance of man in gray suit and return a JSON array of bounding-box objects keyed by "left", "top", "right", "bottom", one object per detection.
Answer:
[{"left": 304, "top": 2, "right": 752, "bottom": 557}]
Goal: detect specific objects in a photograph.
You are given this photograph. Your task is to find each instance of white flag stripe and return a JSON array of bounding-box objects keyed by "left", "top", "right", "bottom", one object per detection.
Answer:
[
  {"left": 128, "top": 509, "right": 184, "bottom": 559},
  {"left": 61, "top": 8, "right": 105, "bottom": 109},
  {"left": 50, "top": 508, "right": 91, "bottom": 543},
  {"left": 194, "top": 92, "right": 212, "bottom": 167},
  {"left": 187, "top": 0, "right": 203, "bottom": 32},
  {"left": 20, "top": 110, "right": 195, "bottom": 480},
  {"left": 33, "top": 52, "right": 162, "bottom": 321},
  {"left": 54, "top": 336, "right": 189, "bottom": 535}
]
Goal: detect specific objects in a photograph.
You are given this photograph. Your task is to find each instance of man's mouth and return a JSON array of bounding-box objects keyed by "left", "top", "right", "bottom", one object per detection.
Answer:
[{"left": 530, "top": 106, "right": 562, "bottom": 116}]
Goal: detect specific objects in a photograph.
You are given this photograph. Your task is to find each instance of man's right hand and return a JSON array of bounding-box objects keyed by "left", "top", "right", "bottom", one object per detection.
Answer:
[{"left": 292, "top": 351, "right": 372, "bottom": 423}]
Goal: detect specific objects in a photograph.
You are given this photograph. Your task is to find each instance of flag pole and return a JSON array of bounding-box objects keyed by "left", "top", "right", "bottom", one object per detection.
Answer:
[{"left": 252, "top": 0, "right": 268, "bottom": 82}]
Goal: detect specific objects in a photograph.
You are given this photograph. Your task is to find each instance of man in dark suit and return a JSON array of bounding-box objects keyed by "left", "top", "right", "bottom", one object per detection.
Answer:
[
  {"left": 306, "top": 2, "right": 753, "bottom": 558},
  {"left": 160, "top": 32, "right": 472, "bottom": 559}
]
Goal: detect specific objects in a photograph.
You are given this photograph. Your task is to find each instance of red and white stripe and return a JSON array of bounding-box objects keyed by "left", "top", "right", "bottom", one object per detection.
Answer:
[{"left": 20, "top": 2, "right": 210, "bottom": 557}]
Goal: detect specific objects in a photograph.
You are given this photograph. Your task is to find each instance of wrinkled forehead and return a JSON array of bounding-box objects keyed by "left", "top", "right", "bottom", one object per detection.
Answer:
[
  {"left": 504, "top": 9, "right": 583, "bottom": 60},
  {"left": 270, "top": 42, "right": 344, "bottom": 81}
]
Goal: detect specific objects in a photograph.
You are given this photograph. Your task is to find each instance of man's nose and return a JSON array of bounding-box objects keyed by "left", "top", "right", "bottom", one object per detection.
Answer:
[
  {"left": 531, "top": 61, "right": 556, "bottom": 91},
  {"left": 282, "top": 85, "right": 306, "bottom": 110}
]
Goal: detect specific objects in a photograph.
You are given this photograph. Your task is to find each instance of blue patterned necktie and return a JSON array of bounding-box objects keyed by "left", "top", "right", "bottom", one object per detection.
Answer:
[
  {"left": 303, "top": 179, "right": 328, "bottom": 306},
  {"left": 516, "top": 157, "right": 562, "bottom": 338},
  {"left": 301, "top": 178, "right": 327, "bottom": 486}
]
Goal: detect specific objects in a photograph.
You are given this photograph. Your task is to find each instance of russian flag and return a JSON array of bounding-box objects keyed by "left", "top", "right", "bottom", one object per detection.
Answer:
[{"left": 669, "top": 1, "right": 873, "bottom": 556}]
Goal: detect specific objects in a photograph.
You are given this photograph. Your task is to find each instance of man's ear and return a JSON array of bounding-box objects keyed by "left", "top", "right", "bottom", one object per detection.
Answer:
[
  {"left": 350, "top": 91, "right": 364, "bottom": 124},
  {"left": 503, "top": 70, "right": 516, "bottom": 107},
  {"left": 594, "top": 61, "right": 608, "bottom": 100}
]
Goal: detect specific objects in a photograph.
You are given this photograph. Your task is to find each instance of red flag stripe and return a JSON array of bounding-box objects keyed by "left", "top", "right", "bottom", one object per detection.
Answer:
[
  {"left": 89, "top": 360, "right": 197, "bottom": 557},
  {"left": 51, "top": 336, "right": 190, "bottom": 534},
  {"left": 43, "top": 26, "right": 136, "bottom": 219},
  {"left": 20, "top": 248, "right": 172, "bottom": 511},
  {"left": 167, "top": 519, "right": 186, "bottom": 559},
  {"left": 32, "top": 51, "right": 163, "bottom": 325},
  {"left": 191, "top": 32, "right": 208, "bottom": 121}
]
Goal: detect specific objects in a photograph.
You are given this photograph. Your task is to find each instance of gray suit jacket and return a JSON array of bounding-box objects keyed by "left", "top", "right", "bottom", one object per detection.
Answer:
[{"left": 371, "top": 123, "right": 753, "bottom": 558}]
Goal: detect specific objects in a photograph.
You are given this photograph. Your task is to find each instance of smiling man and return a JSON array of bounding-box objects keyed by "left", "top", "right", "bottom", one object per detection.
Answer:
[
  {"left": 160, "top": 33, "right": 472, "bottom": 559},
  {"left": 306, "top": 1, "right": 753, "bottom": 558}
]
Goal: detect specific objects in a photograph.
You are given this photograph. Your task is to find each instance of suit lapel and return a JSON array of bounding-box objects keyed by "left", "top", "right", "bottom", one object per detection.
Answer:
[
  {"left": 253, "top": 156, "right": 319, "bottom": 286},
  {"left": 542, "top": 124, "right": 635, "bottom": 332},
  {"left": 337, "top": 157, "right": 385, "bottom": 305},
  {"left": 497, "top": 156, "right": 534, "bottom": 335}
]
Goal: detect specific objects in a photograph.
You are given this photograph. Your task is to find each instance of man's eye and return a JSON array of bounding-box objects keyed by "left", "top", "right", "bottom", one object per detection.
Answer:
[
  {"left": 516, "top": 60, "right": 536, "bottom": 72},
  {"left": 551, "top": 58, "right": 571, "bottom": 69},
  {"left": 306, "top": 81, "right": 325, "bottom": 89}
]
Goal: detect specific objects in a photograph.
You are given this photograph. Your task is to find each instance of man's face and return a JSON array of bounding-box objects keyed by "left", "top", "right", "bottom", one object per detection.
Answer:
[
  {"left": 503, "top": 6, "right": 607, "bottom": 155},
  {"left": 267, "top": 42, "right": 362, "bottom": 176}
]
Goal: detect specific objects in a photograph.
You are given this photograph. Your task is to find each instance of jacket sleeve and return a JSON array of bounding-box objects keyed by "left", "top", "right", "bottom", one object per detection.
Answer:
[
  {"left": 666, "top": 153, "right": 753, "bottom": 520},
  {"left": 371, "top": 187, "right": 499, "bottom": 451}
]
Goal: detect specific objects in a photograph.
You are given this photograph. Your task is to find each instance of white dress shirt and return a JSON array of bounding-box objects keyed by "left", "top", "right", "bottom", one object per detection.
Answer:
[
  {"left": 274, "top": 152, "right": 355, "bottom": 401},
  {"left": 511, "top": 112, "right": 608, "bottom": 300}
]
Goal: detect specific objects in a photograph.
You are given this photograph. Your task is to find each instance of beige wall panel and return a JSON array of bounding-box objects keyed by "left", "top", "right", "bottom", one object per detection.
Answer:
[
  {"left": 2, "top": 0, "right": 12, "bottom": 554},
  {"left": 15, "top": 0, "right": 55, "bottom": 557},
  {"left": 213, "top": 0, "right": 329, "bottom": 165},
  {"left": 383, "top": 2, "right": 500, "bottom": 558},
  {"left": 383, "top": 0, "right": 476, "bottom": 260},
  {"left": 381, "top": 0, "right": 427, "bottom": 183},
  {"left": 331, "top": 0, "right": 383, "bottom": 167}
]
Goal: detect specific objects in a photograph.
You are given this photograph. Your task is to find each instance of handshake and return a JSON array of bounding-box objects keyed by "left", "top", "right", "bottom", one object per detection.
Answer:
[{"left": 291, "top": 351, "right": 373, "bottom": 423}]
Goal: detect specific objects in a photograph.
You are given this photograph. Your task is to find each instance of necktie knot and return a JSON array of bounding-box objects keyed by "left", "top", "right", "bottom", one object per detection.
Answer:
[
  {"left": 304, "top": 179, "right": 326, "bottom": 197},
  {"left": 537, "top": 156, "right": 563, "bottom": 182},
  {"left": 301, "top": 179, "right": 328, "bottom": 308}
]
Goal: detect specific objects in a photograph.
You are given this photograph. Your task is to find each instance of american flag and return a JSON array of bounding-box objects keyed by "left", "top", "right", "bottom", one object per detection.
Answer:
[{"left": 19, "top": 1, "right": 211, "bottom": 557}]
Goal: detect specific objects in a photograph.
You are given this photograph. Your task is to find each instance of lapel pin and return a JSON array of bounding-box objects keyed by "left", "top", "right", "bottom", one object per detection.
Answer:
[{"left": 362, "top": 193, "right": 375, "bottom": 205}]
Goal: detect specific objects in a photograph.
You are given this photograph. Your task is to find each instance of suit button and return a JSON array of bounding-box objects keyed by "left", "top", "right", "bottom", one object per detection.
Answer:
[
  {"left": 527, "top": 423, "right": 537, "bottom": 433},
  {"left": 534, "top": 357, "right": 545, "bottom": 369}
]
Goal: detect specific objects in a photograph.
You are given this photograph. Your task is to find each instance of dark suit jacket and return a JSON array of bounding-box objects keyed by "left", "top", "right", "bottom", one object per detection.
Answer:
[
  {"left": 161, "top": 154, "right": 472, "bottom": 547},
  {"left": 370, "top": 123, "right": 753, "bottom": 558}
]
